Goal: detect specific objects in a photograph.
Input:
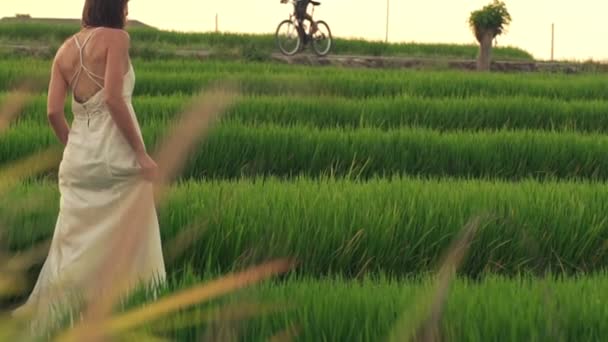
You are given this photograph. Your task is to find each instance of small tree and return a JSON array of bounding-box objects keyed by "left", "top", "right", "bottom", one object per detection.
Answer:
[{"left": 469, "top": 0, "right": 512, "bottom": 71}]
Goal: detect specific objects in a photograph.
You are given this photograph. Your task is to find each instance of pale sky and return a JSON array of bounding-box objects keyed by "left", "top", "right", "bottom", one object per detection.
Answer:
[{"left": 1, "top": 0, "right": 607, "bottom": 61}]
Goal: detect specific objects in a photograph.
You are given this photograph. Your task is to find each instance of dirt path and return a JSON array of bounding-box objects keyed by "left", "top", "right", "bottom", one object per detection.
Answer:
[
  {"left": 1, "top": 42, "right": 602, "bottom": 73},
  {"left": 270, "top": 53, "right": 594, "bottom": 73}
]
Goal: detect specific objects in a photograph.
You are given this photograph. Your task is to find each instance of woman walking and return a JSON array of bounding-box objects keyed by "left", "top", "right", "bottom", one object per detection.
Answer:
[{"left": 14, "top": 0, "right": 166, "bottom": 325}]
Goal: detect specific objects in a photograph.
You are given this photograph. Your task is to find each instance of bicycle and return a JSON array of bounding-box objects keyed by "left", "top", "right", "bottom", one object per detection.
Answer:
[{"left": 276, "top": 0, "right": 333, "bottom": 56}]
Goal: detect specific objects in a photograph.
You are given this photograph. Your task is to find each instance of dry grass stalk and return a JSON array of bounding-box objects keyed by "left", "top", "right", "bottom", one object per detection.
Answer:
[
  {"left": 0, "top": 148, "right": 61, "bottom": 195},
  {"left": 153, "top": 85, "right": 238, "bottom": 203},
  {"left": 387, "top": 215, "right": 484, "bottom": 342},
  {"left": 268, "top": 324, "right": 301, "bottom": 342},
  {"left": 58, "top": 259, "right": 294, "bottom": 341},
  {"left": 150, "top": 301, "right": 285, "bottom": 333},
  {"left": 0, "top": 86, "right": 33, "bottom": 133}
]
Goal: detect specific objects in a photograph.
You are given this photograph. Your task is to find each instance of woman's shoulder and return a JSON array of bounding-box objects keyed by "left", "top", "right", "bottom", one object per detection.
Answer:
[
  {"left": 92, "top": 28, "right": 131, "bottom": 52},
  {"left": 58, "top": 27, "right": 130, "bottom": 50},
  {"left": 95, "top": 27, "right": 131, "bottom": 41}
]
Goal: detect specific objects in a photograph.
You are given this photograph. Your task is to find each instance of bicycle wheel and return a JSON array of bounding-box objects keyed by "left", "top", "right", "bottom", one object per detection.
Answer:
[
  {"left": 276, "top": 20, "right": 301, "bottom": 56},
  {"left": 312, "top": 20, "right": 332, "bottom": 56}
]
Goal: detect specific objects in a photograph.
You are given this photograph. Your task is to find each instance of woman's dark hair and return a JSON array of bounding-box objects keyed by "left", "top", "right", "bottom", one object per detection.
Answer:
[{"left": 82, "top": 0, "right": 128, "bottom": 29}]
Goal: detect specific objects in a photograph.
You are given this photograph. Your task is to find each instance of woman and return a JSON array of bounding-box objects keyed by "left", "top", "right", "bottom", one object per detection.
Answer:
[{"left": 14, "top": 0, "right": 166, "bottom": 321}]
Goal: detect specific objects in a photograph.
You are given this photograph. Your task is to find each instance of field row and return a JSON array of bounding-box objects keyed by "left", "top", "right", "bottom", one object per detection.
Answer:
[
  {"left": 1, "top": 61, "right": 608, "bottom": 99},
  {"left": 0, "top": 57, "right": 558, "bottom": 75},
  {"left": 5, "top": 179, "right": 608, "bottom": 277},
  {"left": 4, "top": 123, "right": 608, "bottom": 180},
  {"left": 9, "top": 93, "right": 608, "bottom": 132},
  {"left": 0, "top": 23, "right": 534, "bottom": 60},
  {"left": 131, "top": 275, "right": 608, "bottom": 341}
]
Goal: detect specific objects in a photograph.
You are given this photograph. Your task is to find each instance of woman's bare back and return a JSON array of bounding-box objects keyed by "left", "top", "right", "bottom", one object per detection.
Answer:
[{"left": 54, "top": 28, "right": 130, "bottom": 104}]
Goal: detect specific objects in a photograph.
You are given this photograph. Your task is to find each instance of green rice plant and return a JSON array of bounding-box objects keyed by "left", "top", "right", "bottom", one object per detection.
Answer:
[
  {"left": 2, "top": 59, "right": 608, "bottom": 99},
  {"left": 199, "top": 275, "right": 608, "bottom": 341},
  {"left": 11, "top": 93, "right": 608, "bottom": 132},
  {"left": 38, "top": 273, "right": 608, "bottom": 341},
  {"left": 4, "top": 178, "right": 608, "bottom": 277},
  {"left": 219, "top": 94, "right": 608, "bottom": 132},
  {"left": 4, "top": 123, "right": 608, "bottom": 180},
  {"left": 330, "top": 38, "right": 532, "bottom": 60},
  {"left": 0, "top": 23, "right": 76, "bottom": 43},
  {"left": 129, "top": 70, "right": 608, "bottom": 100}
]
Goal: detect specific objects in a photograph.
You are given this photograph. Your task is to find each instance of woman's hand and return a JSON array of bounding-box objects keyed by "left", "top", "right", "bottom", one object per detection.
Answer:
[{"left": 136, "top": 151, "right": 158, "bottom": 182}]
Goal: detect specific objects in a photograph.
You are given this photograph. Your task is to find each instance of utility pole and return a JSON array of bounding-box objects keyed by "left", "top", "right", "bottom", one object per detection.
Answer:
[
  {"left": 550, "top": 23, "right": 555, "bottom": 61},
  {"left": 385, "top": 0, "right": 389, "bottom": 43},
  {"left": 215, "top": 13, "right": 219, "bottom": 33}
]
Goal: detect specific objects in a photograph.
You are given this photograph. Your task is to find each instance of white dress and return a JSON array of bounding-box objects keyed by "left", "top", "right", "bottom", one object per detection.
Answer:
[{"left": 13, "top": 28, "right": 166, "bottom": 324}]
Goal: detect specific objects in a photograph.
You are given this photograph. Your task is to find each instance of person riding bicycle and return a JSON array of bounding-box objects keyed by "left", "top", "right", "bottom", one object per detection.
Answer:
[
  {"left": 286, "top": 0, "right": 319, "bottom": 34},
  {"left": 296, "top": 0, "right": 319, "bottom": 34},
  {"left": 276, "top": 0, "right": 332, "bottom": 55}
]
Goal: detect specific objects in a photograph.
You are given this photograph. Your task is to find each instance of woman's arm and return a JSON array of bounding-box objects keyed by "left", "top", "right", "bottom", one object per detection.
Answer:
[
  {"left": 103, "top": 29, "right": 158, "bottom": 181},
  {"left": 47, "top": 57, "right": 70, "bottom": 145},
  {"left": 102, "top": 29, "right": 146, "bottom": 155}
]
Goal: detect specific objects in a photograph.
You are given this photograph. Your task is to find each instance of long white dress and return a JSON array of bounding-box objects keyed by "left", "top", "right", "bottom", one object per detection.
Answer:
[{"left": 13, "top": 28, "right": 166, "bottom": 325}]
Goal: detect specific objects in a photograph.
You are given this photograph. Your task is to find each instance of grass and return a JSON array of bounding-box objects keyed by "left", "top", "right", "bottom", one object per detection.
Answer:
[
  {"left": 79, "top": 274, "right": 608, "bottom": 341},
  {"left": 3, "top": 178, "right": 608, "bottom": 277},
  {"left": 3, "top": 59, "right": 608, "bottom": 99},
  {"left": 10, "top": 92, "right": 608, "bottom": 132},
  {"left": 0, "top": 23, "right": 535, "bottom": 61},
  {"left": 4, "top": 123, "right": 608, "bottom": 180}
]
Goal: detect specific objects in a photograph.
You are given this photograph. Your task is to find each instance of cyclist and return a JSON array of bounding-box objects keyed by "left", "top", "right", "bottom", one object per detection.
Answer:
[{"left": 283, "top": 0, "right": 319, "bottom": 34}]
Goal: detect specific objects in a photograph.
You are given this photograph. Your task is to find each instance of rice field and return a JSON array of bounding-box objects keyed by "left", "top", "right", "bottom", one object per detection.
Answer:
[
  {"left": 128, "top": 275, "right": 608, "bottom": 341},
  {"left": 2, "top": 59, "right": 608, "bottom": 99},
  {"left": 4, "top": 123, "right": 608, "bottom": 180},
  {"left": 10, "top": 93, "right": 608, "bottom": 132},
  {"left": 4, "top": 178, "right": 608, "bottom": 277},
  {"left": 1, "top": 24, "right": 607, "bottom": 340}
]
